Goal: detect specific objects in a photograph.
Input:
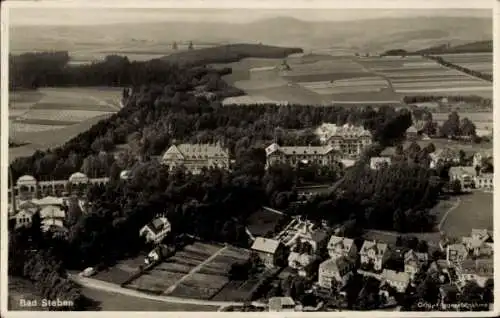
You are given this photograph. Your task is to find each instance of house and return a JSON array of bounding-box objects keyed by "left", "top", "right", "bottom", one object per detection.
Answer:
[
  {"left": 462, "top": 229, "right": 494, "bottom": 258},
  {"left": 448, "top": 166, "right": 476, "bottom": 191},
  {"left": 406, "top": 126, "right": 419, "bottom": 140},
  {"left": 285, "top": 221, "right": 328, "bottom": 255},
  {"left": 456, "top": 259, "right": 493, "bottom": 288},
  {"left": 370, "top": 157, "right": 392, "bottom": 170},
  {"left": 327, "top": 236, "right": 357, "bottom": 260},
  {"left": 265, "top": 143, "right": 340, "bottom": 169},
  {"left": 40, "top": 205, "right": 66, "bottom": 220},
  {"left": 381, "top": 269, "right": 410, "bottom": 293},
  {"left": 32, "top": 196, "right": 65, "bottom": 207},
  {"left": 14, "top": 209, "right": 35, "bottom": 229},
  {"left": 318, "top": 256, "right": 355, "bottom": 289},
  {"left": 314, "top": 123, "right": 372, "bottom": 158},
  {"left": 359, "top": 240, "right": 390, "bottom": 272},
  {"left": 475, "top": 173, "right": 493, "bottom": 191},
  {"left": 268, "top": 297, "right": 296, "bottom": 312},
  {"left": 251, "top": 237, "right": 283, "bottom": 268},
  {"left": 160, "top": 142, "right": 230, "bottom": 174},
  {"left": 473, "top": 150, "right": 493, "bottom": 168},
  {"left": 446, "top": 244, "right": 468, "bottom": 265},
  {"left": 403, "top": 250, "right": 429, "bottom": 279},
  {"left": 139, "top": 217, "right": 171, "bottom": 244}
]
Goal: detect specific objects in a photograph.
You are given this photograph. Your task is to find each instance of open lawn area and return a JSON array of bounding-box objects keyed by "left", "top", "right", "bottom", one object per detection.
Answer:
[
  {"left": 93, "top": 254, "right": 146, "bottom": 285},
  {"left": 440, "top": 191, "right": 493, "bottom": 238}
]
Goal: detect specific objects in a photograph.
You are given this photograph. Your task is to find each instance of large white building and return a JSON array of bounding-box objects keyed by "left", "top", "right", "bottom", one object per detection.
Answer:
[
  {"left": 161, "top": 142, "right": 230, "bottom": 174},
  {"left": 314, "top": 123, "right": 372, "bottom": 158},
  {"left": 265, "top": 143, "right": 340, "bottom": 169}
]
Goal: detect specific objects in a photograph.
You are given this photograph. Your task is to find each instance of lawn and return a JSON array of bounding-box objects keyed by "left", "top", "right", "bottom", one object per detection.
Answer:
[
  {"left": 246, "top": 208, "right": 286, "bottom": 237},
  {"left": 440, "top": 191, "right": 493, "bottom": 237}
]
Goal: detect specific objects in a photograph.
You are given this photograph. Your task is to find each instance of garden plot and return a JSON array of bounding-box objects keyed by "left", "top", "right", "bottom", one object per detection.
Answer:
[{"left": 127, "top": 271, "right": 186, "bottom": 294}]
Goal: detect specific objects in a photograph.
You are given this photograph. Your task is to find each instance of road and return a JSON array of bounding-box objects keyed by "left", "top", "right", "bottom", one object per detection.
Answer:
[{"left": 437, "top": 197, "right": 461, "bottom": 231}]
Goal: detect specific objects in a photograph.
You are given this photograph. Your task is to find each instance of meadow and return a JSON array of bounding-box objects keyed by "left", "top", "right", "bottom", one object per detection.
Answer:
[
  {"left": 440, "top": 191, "right": 493, "bottom": 237},
  {"left": 436, "top": 53, "right": 493, "bottom": 75},
  {"left": 9, "top": 87, "right": 122, "bottom": 160}
]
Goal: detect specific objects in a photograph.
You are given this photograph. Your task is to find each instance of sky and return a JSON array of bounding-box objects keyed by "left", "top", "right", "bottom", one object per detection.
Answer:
[{"left": 8, "top": 7, "right": 493, "bottom": 26}]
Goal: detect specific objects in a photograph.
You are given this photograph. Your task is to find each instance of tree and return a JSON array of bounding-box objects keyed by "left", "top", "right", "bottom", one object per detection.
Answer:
[
  {"left": 459, "top": 117, "right": 476, "bottom": 137},
  {"left": 450, "top": 179, "right": 462, "bottom": 194}
]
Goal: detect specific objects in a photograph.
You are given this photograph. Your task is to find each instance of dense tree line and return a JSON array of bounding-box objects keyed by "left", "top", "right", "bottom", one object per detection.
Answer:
[
  {"left": 425, "top": 55, "right": 492, "bottom": 82},
  {"left": 294, "top": 162, "right": 442, "bottom": 232}
]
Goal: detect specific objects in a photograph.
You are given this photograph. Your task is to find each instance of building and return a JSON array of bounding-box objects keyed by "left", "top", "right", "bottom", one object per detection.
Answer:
[
  {"left": 462, "top": 229, "right": 494, "bottom": 258},
  {"left": 359, "top": 241, "right": 390, "bottom": 272},
  {"left": 265, "top": 143, "right": 340, "bottom": 169},
  {"left": 314, "top": 123, "right": 372, "bottom": 158},
  {"left": 473, "top": 150, "right": 493, "bottom": 168},
  {"left": 327, "top": 236, "right": 357, "bottom": 260},
  {"left": 381, "top": 269, "right": 410, "bottom": 293},
  {"left": 456, "top": 259, "right": 494, "bottom": 288},
  {"left": 370, "top": 157, "right": 392, "bottom": 170},
  {"left": 475, "top": 173, "right": 493, "bottom": 191},
  {"left": 160, "top": 142, "right": 230, "bottom": 174},
  {"left": 10, "top": 174, "right": 109, "bottom": 201},
  {"left": 268, "top": 297, "right": 296, "bottom": 312},
  {"left": 403, "top": 250, "right": 429, "bottom": 280},
  {"left": 318, "top": 256, "right": 354, "bottom": 289},
  {"left": 283, "top": 220, "right": 328, "bottom": 255},
  {"left": 251, "top": 237, "right": 283, "bottom": 268},
  {"left": 446, "top": 244, "right": 468, "bottom": 265},
  {"left": 406, "top": 126, "right": 419, "bottom": 140},
  {"left": 139, "top": 217, "right": 171, "bottom": 244},
  {"left": 448, "top": 166, "right": 476, "bottom": 191},
  {"left": 14, "top": 209, "right": 35, "bottom": 229}
]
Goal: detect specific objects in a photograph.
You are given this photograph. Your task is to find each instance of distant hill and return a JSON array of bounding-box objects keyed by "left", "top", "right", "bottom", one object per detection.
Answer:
[
  {"left": 160, "top": 44, "right": 303, "bottom": 66},
  {"left": 10, "top": 16, "right": 492, "bottom": 55},
  {"left": 416, "top": 40, "right": 493, "bottom": 54}
]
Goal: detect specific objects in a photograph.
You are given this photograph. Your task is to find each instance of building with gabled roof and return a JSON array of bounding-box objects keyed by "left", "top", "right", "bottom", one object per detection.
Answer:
[
  {"left": 446, "top": 243, "right": 468, "bottom": 265},
  {"left": 359, "top": 240, "right": 390, "bottom": 272},
  {"left": 265, "top": 143, "right": 340, "bottom": 169},
  {"left": 318, "top": 256, "right": 355, "bottom": 289},
  {"left": 314, "top": 123, "right": 372, "bottom": 158},
  {"left": 370, "top": 157, "right": 392, "bottom": 170},
  {"left": 139, "top": 216, "right": 171, "bottom": 244},
  {"left": 404, "top": 250, "right": 429, "bottom": 280},
  {"left": 251, "top": 237, "right": 284, "bottom": 268},
  {"left": 268, "top": 296, "right": 296, "bottom": 312},
  {"left": 381, "top": 269, "right": 410, "bottom": 293},
  {"left": 327, "top": 235, "right": 357, "bottom": 260},
  {"left": 161, "top": 142, "right": 230, "bottom": 174}
]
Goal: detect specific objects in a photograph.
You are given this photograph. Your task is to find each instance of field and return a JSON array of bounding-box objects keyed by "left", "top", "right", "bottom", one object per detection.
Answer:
[
  {"left": 356, "top": 55, "right": 492, "bottom": 98},
  {"left": 440, "top": 191, "right": 493, "bottom": 237},
  {"left": 107, "top": 242, "right": 258, "bottom": 302},
  {"left": 431, "top": 111, "right": 493, "bottom": 132},
  {"left": 9, "top": 87, "right": 122, "bottom": 160},
  {"left": 436, "top": 53, "right": 493, "bottom": 75}
]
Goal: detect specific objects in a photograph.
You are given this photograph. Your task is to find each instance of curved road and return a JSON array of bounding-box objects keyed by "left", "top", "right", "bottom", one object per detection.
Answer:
[{"left": 71, "top": 274, "right": 266, "bottom": 308}]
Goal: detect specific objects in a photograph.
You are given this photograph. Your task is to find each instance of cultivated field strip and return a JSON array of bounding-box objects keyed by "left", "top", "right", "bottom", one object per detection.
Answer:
[
  {"left": 297, "top": 76, "right": 389, "bottom": 95},
  {"left": 18, "top": 109, "right": 115, "bottom": 123},
  {"left": 10, "top": 122, "right": 68, "bottom": 133}
]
